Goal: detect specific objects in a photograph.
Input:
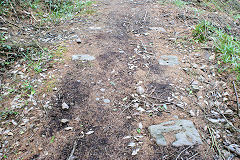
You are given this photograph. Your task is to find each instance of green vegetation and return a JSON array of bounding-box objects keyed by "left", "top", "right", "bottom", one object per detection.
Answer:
[
  {"left": 201, "top": 0, "right": 240, "bottom": 17},
  {"left": 158, "top": 0, "right": 189, "bottom": 7},
  {"left": 193, "top": 20, "right": 240, "bottom": 78},
  {"left": 0, "top": 0, "right": 94, "bottom": 23},
  {"left": 0, "top": 108, "right": 19, "bottom": 120}
]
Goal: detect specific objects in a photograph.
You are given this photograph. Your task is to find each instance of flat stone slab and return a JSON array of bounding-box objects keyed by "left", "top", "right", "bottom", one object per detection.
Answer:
[
  {"left": 158, "top": 55, "right": 179, "bottom": 66},
  {"left": 149, "top": 120, "right": 202, "bottom": 147},
  {"left": 149, "top": 27, "right": 166, "bottom": 33},
  {"left": 72, "top": 54, "right": 95, "bottom": 61}
]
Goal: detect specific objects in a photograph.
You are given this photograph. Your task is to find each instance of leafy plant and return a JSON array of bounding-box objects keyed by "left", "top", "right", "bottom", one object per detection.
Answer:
[
  {"left": 192, "top": 20, "right": 216, "bottom": 43},
  {"left": 0, "top": 109, "right": 19, "bottom": 120},
  {"left": 193, "top": 21, "right": 240, "bottom": 78}
]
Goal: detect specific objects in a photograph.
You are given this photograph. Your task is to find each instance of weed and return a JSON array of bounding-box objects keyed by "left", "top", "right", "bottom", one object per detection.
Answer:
[
  {"left": 193, "top": 21, "right": 240, "bottom": 78},
  {"left": 158, "top": 0, "right": 188, "bottom": 8},
  {"left": 50, "top": 136, "right": 55, "bottom": 143},
  {"left": 192, "top": 20, "right": 216, "bottom": 43},
  {"left": 0, "top": 108, "right": 19, "bottom": 120}
]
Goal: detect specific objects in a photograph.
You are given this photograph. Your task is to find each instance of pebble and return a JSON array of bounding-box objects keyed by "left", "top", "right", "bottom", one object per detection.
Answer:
[
  {"left": 103, "top": 99, "right": 110, "bottom": 103},
  {"left": 149, "top": 27, "right": 166, "bottom": 33},
  {"left": 62, "top": 102, "right": 70, "bottom": 110},
  {"left": 8, "top": 132, "right": 14, "bottom": 136},
  {"left": 64, "top": 127, "right": 73, "bottom": 131},
  {"left": 86, "top": 131, "right": 94, "bottom": 135},
  {"left": 38, "top": 147, "right": 43, "bottom": 151},
  {"left": 132, "top": 148, "right": 140, "bottom": 156},
  {"left": 128, "top": 142, "right": 136, "bottom": 147},
  {"left": 136, "top": 86, "right": 145, "bottom": 94},
  {"left": 100, "top": 88, "right": 105, "bottom": 92},
  {"left": 60, "top": 119, "right": 69, "bottom": 123},
  {"left": 76, "top": 38, "right": 82, "bottom": 43},
  {"left": 225, "top": 109, "right": 233, "bottom": 114},
  {"left": 189, "top": 110, "right": 195, "bottom": 117}
]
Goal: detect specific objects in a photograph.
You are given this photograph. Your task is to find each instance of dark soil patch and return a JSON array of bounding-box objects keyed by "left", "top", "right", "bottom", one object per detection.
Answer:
[
  {"left": 147, "top": 82, "right": 172, "bottom": 101},
  {"left": 152, "top": 145, "right": 203, "bottom": 160}
]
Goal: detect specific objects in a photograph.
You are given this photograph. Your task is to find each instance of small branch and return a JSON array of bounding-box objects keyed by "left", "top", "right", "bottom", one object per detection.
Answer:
[
  {"left": 67, "top": 140, "right": 77, "bottom": 160},
  {"left": 224, "top": 145, "right": 240, "bottom": 157},
  {"left": 232, "top": 81, "right": 240, "bottom": 117},
  {"left": 217, "top": 106, "right": 240, "bottom": 132},
  {"left": 176, "top": 146, "right": 192, "bottom": 160}
]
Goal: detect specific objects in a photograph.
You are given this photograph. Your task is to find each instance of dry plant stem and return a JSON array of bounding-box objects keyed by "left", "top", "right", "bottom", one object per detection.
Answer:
[
  {"left": 207, "top": 126, "right": 224, "bottom": 159},
  {"left": 232, "top": 81, "right": 240, "bottom": 117},
  {"left": 224, "top": 145, "right": 240, "bottom": 157},
  {"left": 217, "top": 106, "right": 240, "bottom": 132},
  {"left": 67, "top": 140, "right": 77, "bottom": 160},
  {"left": 175, "top": 146, "right": 192, "bottom": 160}
]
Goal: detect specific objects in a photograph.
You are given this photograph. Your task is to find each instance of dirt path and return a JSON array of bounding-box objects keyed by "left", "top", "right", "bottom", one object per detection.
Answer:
[{"left": 15, "top": 0, "right": 219, "bottom": 159}]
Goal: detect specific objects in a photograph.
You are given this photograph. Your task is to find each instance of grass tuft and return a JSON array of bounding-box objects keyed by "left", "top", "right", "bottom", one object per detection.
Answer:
[{"left": 193, "top": 20, "right": 240, "bottom": 79}]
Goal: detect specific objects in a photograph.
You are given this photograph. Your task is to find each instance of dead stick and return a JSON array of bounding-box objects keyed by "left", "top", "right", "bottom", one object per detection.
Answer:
[
  {"left": 176, "top": 146, "right": 192, "bottom": 160},
  {"left": 232, "top": 81, "right": 240, "bottom": 117},
  {"left": 67, "top": 140, "right": 77, "bottom": 160}
]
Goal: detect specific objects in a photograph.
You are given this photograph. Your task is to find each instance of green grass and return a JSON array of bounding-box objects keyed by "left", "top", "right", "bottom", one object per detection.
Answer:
[
  {"left": 158, "top": 0, "right": 189, "bottom": 7},
  {"left": 0, "top": 0, "right": 95, "bottom": 24},
  {"left": 193, "top": 20, "right": 240, "bottom": 79},
  {"left": 202, "top": 0, "right": 240, "bottom": 16}
]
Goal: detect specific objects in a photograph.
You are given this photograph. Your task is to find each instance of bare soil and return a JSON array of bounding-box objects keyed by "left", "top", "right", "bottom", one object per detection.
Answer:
[{"left": 2, "top": 0, "right": 240, "bottom": 159}]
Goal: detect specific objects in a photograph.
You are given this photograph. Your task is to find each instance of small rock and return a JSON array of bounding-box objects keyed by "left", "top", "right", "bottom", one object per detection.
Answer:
[
  {"left": 103, "top": 99, "right": 110, "bottom": 103},
  {"left": 8, "top": 132, "right": 13, "bottom": 136},
  {"left": 128, "top": 142, "right": 136, "bottom": 147},
  {"left": 136, "top": 107, "right": 145, "bottom": 112},
  {"left": 11, "top": 120, "right": 18, "bottom": 126},
  {"left": 76, "top": 38, "right": 82, "bottom": 43},
  {"left": 192, "top": 63, "right": 198, "bottom": 68},
  {"left": 100, "top": 88, "right": 105, "bottom": 92},
  {"left": 138, "top": 122, "right": 143, "bottom": 129},
  {"left": 64, "top": 127, "right": 73, "bottom": 131},
  {"left": 207, "top": 118, "right": 225, "bottom": 123},
  {"left": 72, "top": 54, "right": 95, "bottom": 61},
  {"left": 136, "top": 86, "right": 145, "bottom": 94},
  {"left": 189, "top": 110, "right": 195, "bottom": 117},
  {"left": 126, "top": 116, "right": 132, "bottom": 119},
  {"left": 62, "top": 102, "right": 69, "bottom": 110},
  {"left": 86, "top": 131, "right": 94, "bottom": 135},
  {"left": 209, "top": 55, "right": 215, "bottom": 60},
  {"left": 150, "top": 27, "right": 166, "bottom": 33},
  {"left": 192, "top": 85, "right": 200, "bottom": 92},
  {"left": 225, "top": 109, "right": 233, "bottom": 114},
  {"left": 132, "top": 148, "right": 140, "bottom": 156},
  {"left": 123, "top": 136, "right": 131, "bottom": 139},
  {"left": 223, "top": 97, "right": 228, "bottom": 101},
  {"left": 61, "top": 119, "right": 69, "bottom": 123}
]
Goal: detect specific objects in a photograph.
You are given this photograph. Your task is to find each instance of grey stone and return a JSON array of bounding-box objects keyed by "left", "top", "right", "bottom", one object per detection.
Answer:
[
  {"left": 136, "top": 86, "right": 145, "bottom": 94},
  {"left": 76, "top": 38, "right": 82, "bottom": 43},
  {"left": 158, "top": 55, "right": 179, "bottom": 66},
  {"left": 62, "top": 102, "right": 69, "bottom": 110},
  {"left": 150, "top": 27, "right": 166, "bottom": 33},
  {"left": 61, "top": 119, "right": 69, "bottom": 123},
  {"left": 72, "top": 54, "right": 95, "bottom": 61},
  {"left": 149, "top": 119, "right": 202, "bottom": 146},
  {"left": 192, "top": 85, "right": 200, "bottom": 92},
  {"left": 103, "top": 99, "right": 110, "bottom": 103},
  {"left": 100, "top": 88, "right": 105, "bottom": 92}
]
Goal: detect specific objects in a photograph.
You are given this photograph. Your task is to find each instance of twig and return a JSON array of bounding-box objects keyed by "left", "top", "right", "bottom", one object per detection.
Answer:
[
  {"left": 232, "top": 81, "right": 240, "bottom": 117},
  {"left": 176, "top": 146, "right": 192, "bottom": 160},
  {"left": 207, "top": 126, "right": 224, "bottom": 159},
  {"left": 224, "top": 145, "right": 240, "bottom": 157},
  {"left": 67, "top": 140, "right": 77, "bottom": 160},
  {"left": 217, "top": 105, "right": 240, "bottom": 132},
  {"left": 188, "top": 153, "right": 199, "bottom": 160}
]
